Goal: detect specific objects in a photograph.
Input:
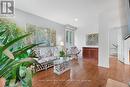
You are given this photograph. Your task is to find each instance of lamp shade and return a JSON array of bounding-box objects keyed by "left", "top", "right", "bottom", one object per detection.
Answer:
[{"left": 60, "top": 41, "right": 64, "bottom": 46}]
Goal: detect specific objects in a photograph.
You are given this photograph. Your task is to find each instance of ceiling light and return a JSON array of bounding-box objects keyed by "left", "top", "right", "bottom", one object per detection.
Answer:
[{"left": 74, "top": 18, "right": 78, "bottom": 22}]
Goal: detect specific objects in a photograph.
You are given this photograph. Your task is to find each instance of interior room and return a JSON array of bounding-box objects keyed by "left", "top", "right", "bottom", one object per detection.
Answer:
[{"left": 0, "top": 0, "right": 130, "bottom": 87}]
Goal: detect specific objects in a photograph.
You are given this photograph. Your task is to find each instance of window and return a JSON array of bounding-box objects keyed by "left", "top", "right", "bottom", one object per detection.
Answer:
[{"left": 65, "top": 30, "right": 74, "bottom": 47}]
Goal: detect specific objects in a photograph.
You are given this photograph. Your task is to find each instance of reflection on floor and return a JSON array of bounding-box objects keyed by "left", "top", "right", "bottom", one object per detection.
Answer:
[{"left": 32, "top": 58, "right": 130, "bottom": 87}]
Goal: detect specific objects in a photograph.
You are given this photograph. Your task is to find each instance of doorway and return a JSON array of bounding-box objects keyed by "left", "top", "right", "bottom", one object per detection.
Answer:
[
  {"left": 109, "top": 28, "right": 124, "bottom": 63},
  {"left": 109, "top": 29, "right": 118, "bottom": 58}
]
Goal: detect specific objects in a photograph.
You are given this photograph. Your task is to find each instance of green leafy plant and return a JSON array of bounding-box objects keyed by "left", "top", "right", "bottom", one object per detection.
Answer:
[
  {"left": 0, "top": 32, "right": 39, "bottom": 86},
  {"left": 59, "top": 50, "right": 65, "bottom": 57},
  {"left": 0, "top": 19, "right": 40, "bottom": 87}
]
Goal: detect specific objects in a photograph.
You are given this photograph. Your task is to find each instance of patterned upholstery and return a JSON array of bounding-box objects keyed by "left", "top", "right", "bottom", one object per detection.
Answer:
[
  {"left": 67, "top": 46, "right": 81, "bottom": 59},
  {"left": 33, "top": 47, "right": 58, "bottom": 72}
]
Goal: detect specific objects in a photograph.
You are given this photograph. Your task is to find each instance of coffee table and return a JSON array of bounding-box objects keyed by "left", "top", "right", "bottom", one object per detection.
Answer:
[{"left": 53, "top": 58, "right": 70, "bottom": 75}]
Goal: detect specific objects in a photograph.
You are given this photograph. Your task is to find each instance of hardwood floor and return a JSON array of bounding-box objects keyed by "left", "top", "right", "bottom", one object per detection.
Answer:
[{"left": 32, "top": 58, "right": 130, "bottom": 87}]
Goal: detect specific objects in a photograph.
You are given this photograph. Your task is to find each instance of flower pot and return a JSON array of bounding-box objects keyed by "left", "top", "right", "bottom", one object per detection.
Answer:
[
  {"left": 0, "top": 77, "right": 6, "bottom": 87},
  {"left": 60, "top": 57, "right": 64, "bottom": 60}
]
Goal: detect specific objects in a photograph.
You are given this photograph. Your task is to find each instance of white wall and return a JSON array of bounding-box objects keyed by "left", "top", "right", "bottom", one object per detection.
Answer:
[{"left": 13, "top": 9, "right": 65, "bottom": 46}]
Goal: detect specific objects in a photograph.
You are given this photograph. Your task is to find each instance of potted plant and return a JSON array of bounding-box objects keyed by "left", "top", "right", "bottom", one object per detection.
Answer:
[
  {"left": 59, "top": 50, "right": 65, "bottom": 60},
  {"left": 0, "top": 31, "right": 40, "bottom": 87},
  {"left": 0, "top": 19, "right": 41, "bottom": 87}
]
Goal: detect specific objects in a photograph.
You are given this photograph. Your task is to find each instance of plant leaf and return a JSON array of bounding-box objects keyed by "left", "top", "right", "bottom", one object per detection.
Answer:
[
  {"left": 19, "top": 58, "right": 39, "bottom": 65},
  {"left": 2, "top": 33, "right": 31, "bottom": 52},
  {"left": 3, "top": 49, "right": 14, "bottom": 59},
  {"left": 13, "top": 43, "right": 41, "bottom": 57},
  {"left": 0, "top": 30, "right": 6, "bottom": 36},
  {"left": 0, "top": 57, "right": 39, "bottom": 78},
  {"left": 2, "top": 33, "right": 9, "bottom": 44}
]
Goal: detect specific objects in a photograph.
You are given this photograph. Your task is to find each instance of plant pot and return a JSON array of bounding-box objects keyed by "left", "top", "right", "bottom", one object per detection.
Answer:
[
  {"left": 0, "top": 77, "right": 6, "bottom": 87},
  {"left": 60, "top": 57, "right": 64, "bottom": 60}
]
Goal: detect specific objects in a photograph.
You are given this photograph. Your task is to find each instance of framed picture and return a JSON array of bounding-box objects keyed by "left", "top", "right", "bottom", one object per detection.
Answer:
[
  {"left": 86, "top": 33, "right": 98, "bottom": 45},
  {"left": 26, "top": 24, "right": 56, "bottom": 47}
]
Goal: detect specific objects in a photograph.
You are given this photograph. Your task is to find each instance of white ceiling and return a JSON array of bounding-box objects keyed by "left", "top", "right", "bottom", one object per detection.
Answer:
[{"left": 15, "top": 0, "right": 119, "bottom": 28}]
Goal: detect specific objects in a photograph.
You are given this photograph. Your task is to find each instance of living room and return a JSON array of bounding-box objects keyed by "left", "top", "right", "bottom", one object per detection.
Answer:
[{"left": 0, "top": 0, "right": 130, "bottom": 87}]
